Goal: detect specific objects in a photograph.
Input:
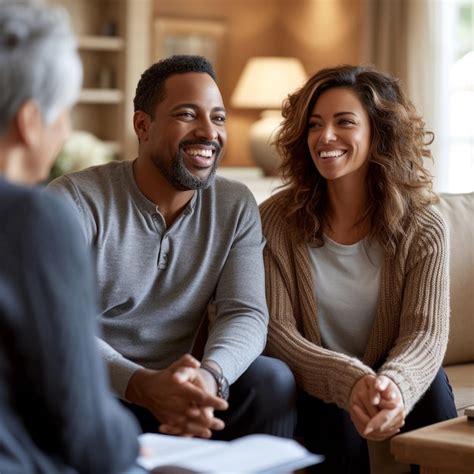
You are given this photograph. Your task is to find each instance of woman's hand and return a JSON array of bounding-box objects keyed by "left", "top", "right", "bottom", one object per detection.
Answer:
[
  {"left": 349, "top": 374, "right": 405, "bottom": 441},
  {"left": 349, "top": 374, "right": 379, "bottom": 430}
]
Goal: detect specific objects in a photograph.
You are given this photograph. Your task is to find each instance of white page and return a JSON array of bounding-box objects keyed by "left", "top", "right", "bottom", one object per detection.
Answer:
[
  {"left": 137, "top": 433, "right": 226, "bottom": 471},
  {"left": 174, "top": 434, "right": 322, "bottom": 473}
]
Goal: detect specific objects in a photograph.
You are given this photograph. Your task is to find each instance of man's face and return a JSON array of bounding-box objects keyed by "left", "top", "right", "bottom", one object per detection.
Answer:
[{"left": 140, "top": 72, "right": 227, "bottom": 191}]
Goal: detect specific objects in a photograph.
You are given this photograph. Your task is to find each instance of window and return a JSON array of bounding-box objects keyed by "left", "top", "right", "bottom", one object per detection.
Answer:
[{"left": 442, "top": 1, "right": 473, "bottom": 193}]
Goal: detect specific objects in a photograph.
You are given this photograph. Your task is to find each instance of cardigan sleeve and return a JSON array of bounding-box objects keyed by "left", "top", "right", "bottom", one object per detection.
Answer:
[
  {"left": 261, "top": 197, "right": 375, "bottom": 410},
  {"left": 378, "top": 208, "right": 450, "bottom": 413}
]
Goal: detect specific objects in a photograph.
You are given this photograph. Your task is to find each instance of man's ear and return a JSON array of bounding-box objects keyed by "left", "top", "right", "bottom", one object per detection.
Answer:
[
  {"left": 16, "top": 100, "right": 43, "bottom": 149},
  {"left": 133, "top": 110, "right": 151, "bottom": 142}
]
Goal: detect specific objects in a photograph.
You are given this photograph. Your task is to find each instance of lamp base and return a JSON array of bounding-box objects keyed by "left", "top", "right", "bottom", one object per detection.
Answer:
[{"left": 249, "top": 110, "right": 282, "bottom": 176}]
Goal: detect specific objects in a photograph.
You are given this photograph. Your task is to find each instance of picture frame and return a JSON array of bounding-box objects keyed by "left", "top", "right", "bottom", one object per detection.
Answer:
[{"left": 153, "top": 18, "right": 227, "bottom": 80}]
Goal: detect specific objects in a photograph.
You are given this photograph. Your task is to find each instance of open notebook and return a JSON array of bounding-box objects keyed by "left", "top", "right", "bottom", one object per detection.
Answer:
[{"left": 137, "top": 433, "right": 323, "bottom": 473}]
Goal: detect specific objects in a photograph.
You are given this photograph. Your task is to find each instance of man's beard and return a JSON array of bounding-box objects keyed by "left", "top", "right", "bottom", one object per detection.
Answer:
[{"left": 152, "top": 141, "right": 222, "bottom": 191}]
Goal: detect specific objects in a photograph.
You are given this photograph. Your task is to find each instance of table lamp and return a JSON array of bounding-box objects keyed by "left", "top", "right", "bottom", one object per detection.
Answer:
[{"left": 231, "top": 56, "right": 307, "bottom": 175}]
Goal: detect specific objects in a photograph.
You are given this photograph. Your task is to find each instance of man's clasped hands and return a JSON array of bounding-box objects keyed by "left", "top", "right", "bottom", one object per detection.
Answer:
[{"left": 126, "top": 354, "right": 228, "bottom": 438}]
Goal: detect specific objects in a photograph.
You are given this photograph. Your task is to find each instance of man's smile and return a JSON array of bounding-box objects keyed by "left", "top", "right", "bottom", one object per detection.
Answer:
[{"left": 181, "top": 142, "right": 220, "bottom": 169}]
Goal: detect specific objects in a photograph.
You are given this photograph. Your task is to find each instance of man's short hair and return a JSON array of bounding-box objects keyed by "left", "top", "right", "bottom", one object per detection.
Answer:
[
  {"left": 0, "top": 1, "right": 82, "bottom": 133},
  {"left": 133, "top": 55, "right": 216, "bottom": 116}
]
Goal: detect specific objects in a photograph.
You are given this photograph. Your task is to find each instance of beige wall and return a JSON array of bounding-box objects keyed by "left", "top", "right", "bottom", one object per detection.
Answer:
[{"left": 154, "top": 0, "right": 368, "bottom": 166}]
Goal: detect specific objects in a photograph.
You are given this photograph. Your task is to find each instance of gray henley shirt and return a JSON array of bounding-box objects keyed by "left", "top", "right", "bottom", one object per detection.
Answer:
[{"left": 48, "top": 160, "right": 268, "bottom": 398}]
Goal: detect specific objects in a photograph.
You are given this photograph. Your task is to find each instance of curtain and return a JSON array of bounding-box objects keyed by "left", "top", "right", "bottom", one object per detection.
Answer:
[{"left": 366, "top": 0, "right": 447, "bottom": 191}]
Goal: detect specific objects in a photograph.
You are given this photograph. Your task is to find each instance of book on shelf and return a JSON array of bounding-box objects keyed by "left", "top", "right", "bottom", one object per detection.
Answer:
[{"left": 137, "top": 432, "right": 323, "bottom": 473}]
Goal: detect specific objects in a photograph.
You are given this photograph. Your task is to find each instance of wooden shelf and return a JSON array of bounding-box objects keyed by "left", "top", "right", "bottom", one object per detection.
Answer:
[
  {"left": 79, "top": 88, "right": 124, "bottom": 104},
  {"left": 52, "top": 0, "right": 152, "bottom": 160},
  {"left": 78, "top": 35, "right": 124, "bottom": 51}
]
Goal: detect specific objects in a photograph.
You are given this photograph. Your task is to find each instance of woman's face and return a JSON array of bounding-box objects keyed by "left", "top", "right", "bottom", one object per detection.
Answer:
[{"left": 307, "top": 87, "right": 371, "bottom": 184}]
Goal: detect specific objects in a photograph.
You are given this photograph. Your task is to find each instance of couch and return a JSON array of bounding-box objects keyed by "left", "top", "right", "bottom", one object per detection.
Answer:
[{"left": 370, "top": 192, "right": 474, "bottom": 473}]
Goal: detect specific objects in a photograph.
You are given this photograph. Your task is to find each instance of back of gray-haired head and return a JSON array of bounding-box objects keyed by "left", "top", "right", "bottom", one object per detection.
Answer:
[{"left": 0, "top": 1, "right": 82, "bottom": 134}]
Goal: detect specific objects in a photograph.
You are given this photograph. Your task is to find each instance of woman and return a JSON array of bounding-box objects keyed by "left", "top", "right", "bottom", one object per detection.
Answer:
[
  {"left": 260, "top": 65, "right": 457, "bottom": 473},
  {"left": 0, "top": 3, "right": 141, "bottom": 472}
]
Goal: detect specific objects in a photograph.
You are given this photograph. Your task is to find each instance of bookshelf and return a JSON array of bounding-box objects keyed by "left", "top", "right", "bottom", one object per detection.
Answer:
[{"left": 48, "top": 0, "right": 152, "bottom": 159}]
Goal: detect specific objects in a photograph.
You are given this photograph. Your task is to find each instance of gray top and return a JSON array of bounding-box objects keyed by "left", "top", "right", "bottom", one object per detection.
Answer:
[{"left": 48, "top": 160, "right": 268, "bottom": 398}]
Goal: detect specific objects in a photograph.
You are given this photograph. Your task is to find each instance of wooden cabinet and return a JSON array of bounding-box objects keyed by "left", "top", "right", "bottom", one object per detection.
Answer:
[{"left": 48, "top": 0, "right": 152, "bottom": 159}]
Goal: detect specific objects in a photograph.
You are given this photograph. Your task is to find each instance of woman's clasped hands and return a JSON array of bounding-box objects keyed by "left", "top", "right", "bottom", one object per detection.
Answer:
[{"left": 349, "top": 374, "right": 405, "bottom": 441}]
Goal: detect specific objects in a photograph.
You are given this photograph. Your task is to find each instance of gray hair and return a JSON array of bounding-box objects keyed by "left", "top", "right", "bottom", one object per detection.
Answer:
[{"left": 0, "top": 0, "right": 82, "bottom": 133}]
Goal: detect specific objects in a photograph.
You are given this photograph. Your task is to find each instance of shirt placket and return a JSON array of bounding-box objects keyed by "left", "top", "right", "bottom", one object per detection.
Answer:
[{"left": 151, "top": 207, "right": 169, "bottom": 270}]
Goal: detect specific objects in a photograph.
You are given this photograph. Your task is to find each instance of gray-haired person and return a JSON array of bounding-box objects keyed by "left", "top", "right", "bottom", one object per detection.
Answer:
[{"left": 0, "top": 2, "right": 141, "bottom": 472}]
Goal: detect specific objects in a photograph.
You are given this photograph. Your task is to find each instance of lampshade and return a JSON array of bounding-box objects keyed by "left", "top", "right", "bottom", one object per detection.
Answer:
[
  {"left": 231, "top": 57, "right": 307, "bottom": 176},
  {"left": 231, "top": 57, "right": 307, "bottom": 109}
]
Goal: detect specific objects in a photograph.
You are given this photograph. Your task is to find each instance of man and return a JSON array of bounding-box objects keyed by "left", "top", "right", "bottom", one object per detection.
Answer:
[
  {"left": 49, "top": 55, "right": 296, "bottom": 439},
  {"left": 0, "top": 2, "right": 140, "bottom": 472}
]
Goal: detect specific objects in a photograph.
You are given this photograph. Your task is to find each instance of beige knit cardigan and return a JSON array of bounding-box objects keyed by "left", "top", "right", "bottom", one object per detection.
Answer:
[{"left": 260, "top": 191, "right": 450, "bottom": 413}]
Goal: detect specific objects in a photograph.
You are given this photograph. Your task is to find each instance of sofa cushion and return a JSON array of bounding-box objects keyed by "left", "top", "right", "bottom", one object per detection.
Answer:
[
  {"left": 444, "top": 363, "right": 474, "bottom": 414},
  {"left": 435, "top": 193, "right": 474, "bottom": 366}
]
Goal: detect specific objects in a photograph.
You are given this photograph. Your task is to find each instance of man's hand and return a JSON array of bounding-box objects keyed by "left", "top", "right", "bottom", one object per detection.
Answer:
[
  {"left": 160, "top": 366, "right": 220, "bottom": 436},
  {"left": 349, "top": 374, "right": 405, "bottom": 441},
  {"left": 125, "top": 354, "right": 228, "bottom": 438}
]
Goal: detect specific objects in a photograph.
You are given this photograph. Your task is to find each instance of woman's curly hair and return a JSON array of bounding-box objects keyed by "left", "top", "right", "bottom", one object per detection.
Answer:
[{"left": 276, "top": 64, "right": 437, "bottom": 255}]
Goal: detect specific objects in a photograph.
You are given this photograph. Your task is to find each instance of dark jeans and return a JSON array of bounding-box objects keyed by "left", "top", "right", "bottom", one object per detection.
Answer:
[
  {"left": 297, "top": 368, "right": 458, "bottom": 474},
  {"left": 122, "top": 355, "right": 297, "bottom": 440}
]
